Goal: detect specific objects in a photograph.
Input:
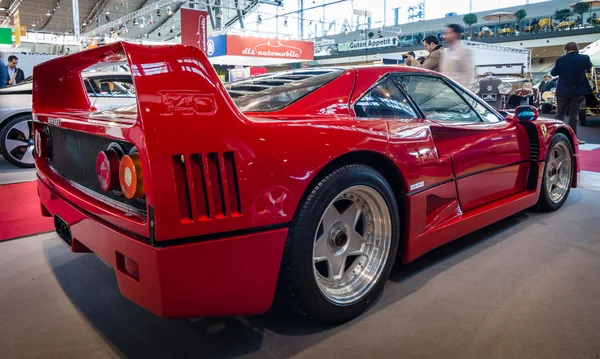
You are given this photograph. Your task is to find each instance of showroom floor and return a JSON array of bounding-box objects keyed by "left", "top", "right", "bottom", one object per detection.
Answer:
[{"left": 1, "top": 122, "right": 600, "bottom": 359}]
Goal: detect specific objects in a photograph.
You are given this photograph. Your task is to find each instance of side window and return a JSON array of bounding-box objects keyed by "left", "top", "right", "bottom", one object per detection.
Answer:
[
  {"left": 84, "top": 80, "right": 97, "bottom": 96},
  {"left": 90, "top": 78, "right": 135, "bottom": 97},
  {"left": 453, "top": 86, "right": 503, "bottom": 123},
  {"left": 354, "top": 78, "right": 418, "bottom": 119},
  {"left": 396, "top": 75, "right": 481, "bottom": 122}
]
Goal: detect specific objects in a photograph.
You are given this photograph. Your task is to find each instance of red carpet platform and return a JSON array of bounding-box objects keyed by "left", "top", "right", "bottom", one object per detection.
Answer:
[
  {"left": 579, "top": 148, "right": 600, "bottom": 173},
  {"left": 0, "top": 181, "right": 54, "bottom": 242}
]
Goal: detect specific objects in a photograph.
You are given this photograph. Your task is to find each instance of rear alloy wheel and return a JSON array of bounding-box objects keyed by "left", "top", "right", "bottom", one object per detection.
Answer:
[
  {"left": 279, "top": 164, "right": 400, "bottom": 324},
  {"left": 535, "top": 133, "right": 573, "bottom": 212},
  {"left": 0, "top": 115, "right": 35, "bottom": 168}
]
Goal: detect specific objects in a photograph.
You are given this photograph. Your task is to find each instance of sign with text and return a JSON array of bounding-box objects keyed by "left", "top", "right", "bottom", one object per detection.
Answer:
[
  {"left": 180, "top": 8, "right": 208, "bottom": 53},
  {"left": 226, "top": 35, "right": 314, "bottom": 61},
  {"left": 337, "top": 36, "right": 397, "bottom": 52}
]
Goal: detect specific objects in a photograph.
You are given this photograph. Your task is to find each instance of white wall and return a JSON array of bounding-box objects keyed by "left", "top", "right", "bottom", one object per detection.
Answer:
[
  {"left": 0, "top": 53, "right": 59, "bottom": 78},
  {"left": 531, "top": 56, "right": 559, "bottom": 73}
]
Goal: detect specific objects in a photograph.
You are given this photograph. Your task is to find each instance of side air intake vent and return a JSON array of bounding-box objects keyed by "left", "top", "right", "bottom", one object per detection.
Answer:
[
  {"left": 173, "top": 152, "right": 242, "bottom": 223},
  {"left": 522, "top": 122, "right": 540, "bottom": 160}
]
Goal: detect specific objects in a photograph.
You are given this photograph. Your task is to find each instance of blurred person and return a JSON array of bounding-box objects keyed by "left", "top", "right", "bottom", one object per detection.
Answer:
[
  {"left": 6, "top": 55, "right": 25, "bottom": 86},
  {"left": 439, "top": 24, "right": 474, "bottom": 87},
  {"left": 551, "top": 42, "right": 592, "bottom": 144},
  {"left": 538, "top": 75, "right": 556, "bottom": 93},
  {"left": 416, "top": 56, "right": 426, "bottom": 65},
  {"left": 404, "top": 35, "right": 444, "bottom": 72}
]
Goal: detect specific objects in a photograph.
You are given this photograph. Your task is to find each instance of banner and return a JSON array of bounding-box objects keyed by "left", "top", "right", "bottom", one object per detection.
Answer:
[
  {"left": 337, "top": 36, "right": 397, "bottom": 52},
  {"left": 180, "top": 8, "right": 208, "bottom": 53},
  {"left": 226, "top": 35, "right": 314, "bottom": 61},
  {"left": 13, "top": 10, "right": 20, "bottom": 47}
]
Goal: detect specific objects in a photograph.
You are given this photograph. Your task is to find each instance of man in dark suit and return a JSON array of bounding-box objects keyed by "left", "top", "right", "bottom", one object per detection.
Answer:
[
  {"left": 551, "top": 42, "right": 592, "bottom": 143},
  {"left": 538, "top": 75, "right": 556, "bottom": 93},
  {"left": 6, "top": 55, "right": 25, "bottom": 86}
]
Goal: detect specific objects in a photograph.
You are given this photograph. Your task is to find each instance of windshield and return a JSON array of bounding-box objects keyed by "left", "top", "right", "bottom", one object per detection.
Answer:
[{"left": 230, "top": 70, "right": 343, "bottom": 112}]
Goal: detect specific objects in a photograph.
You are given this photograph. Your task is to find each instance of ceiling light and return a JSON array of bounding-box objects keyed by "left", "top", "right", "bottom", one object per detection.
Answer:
[{"left": 46, "top": 9, "right": 51, "bottom": 16}]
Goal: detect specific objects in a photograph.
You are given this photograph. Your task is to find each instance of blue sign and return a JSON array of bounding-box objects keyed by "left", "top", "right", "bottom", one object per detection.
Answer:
[{"left": 207, "top": 35, "right": 227, "bottom": 57}]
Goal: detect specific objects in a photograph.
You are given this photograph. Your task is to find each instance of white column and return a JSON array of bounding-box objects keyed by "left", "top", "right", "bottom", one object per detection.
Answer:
[
  {"left": 72, "top": 0, "right": 80, "bottom": 41},
  {"left": 383, "top": 0, "right": 387, "bottom": 26}
]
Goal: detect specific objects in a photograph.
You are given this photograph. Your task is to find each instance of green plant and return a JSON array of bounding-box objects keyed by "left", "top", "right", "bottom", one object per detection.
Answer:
[
  {"left": 515, "top": 9, "right": 527, "bottom": 27},
  {"left": 463, "top": 13, "right": 478, "bottom": 34},
  {"left": 573, "top": 2, "right": 590, "bottom": 16},
  {"left": 368, "top": 31, "right": 374, "bottom": 39},
  {"left": 554, "top": 8, "right": 572, "bottom": 21}
]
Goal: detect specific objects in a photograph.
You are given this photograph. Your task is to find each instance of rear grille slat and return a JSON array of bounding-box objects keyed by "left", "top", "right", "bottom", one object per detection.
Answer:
[
  {"left": 172, "top": 155, "right": 193, "bottom": 222},
  {"left": 189, "top": 154, "right": 211, "bottom": 220},
  {"left": 222, "top": 152, "right": 242, "bottom": 216},
  {"left": 47, "top": 126, "right": 147, "bottom": 215},
  {"left": 206, "top": 153, "right": 226, "bottom": 218}
]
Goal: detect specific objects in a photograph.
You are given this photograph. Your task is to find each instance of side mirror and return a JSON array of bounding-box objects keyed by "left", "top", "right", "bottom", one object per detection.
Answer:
[{"left": 514, "top": 105, "right": 538, "bottom": 122}]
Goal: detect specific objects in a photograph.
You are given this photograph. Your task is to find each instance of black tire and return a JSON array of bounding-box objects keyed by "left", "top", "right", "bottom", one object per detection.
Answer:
[
  {"left": 535, "top": 133, "right": 573, "bottom": 212},
  {"left": 0, "top": 114, "right": 35, "bottom": 168},
  {"left": 278, "top": 164, "right": 400, "bottom": 325},
  {"left": 579, "top": 109, "right": 587, "bottom": 127}
]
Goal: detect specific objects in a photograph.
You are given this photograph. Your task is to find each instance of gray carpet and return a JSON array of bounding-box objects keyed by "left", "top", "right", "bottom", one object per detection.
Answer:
[
  {"left": 0, "top": 157, "right": 37, "bottom": 185},
  {"left": 0, "top": 189, "right": 599, "bottom": 359}
]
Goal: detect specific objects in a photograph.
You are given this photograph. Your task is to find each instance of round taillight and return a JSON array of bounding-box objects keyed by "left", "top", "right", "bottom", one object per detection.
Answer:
[
  {"left": 96, "top": 149, "right": 121, "bottom": 191},
  {"left": 34, "top": 127, "right": 49, "bottom": 159},
  {"left": 119, "top": 154, "right": 144, "bottom": 199}
]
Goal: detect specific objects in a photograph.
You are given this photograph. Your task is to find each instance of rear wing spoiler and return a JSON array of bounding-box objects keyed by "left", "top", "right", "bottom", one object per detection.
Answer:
[{"left": 32, "top": 41, "right": 243, "bottom": 124}]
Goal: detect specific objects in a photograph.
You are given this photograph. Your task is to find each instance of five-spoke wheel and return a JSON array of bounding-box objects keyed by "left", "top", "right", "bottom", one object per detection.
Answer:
[
  {"left": 536, "top": 133, "right": 573, "bottom": 211},
  {"left": 313, "top": 186, "right": 392, "bottom": 305},
  {"left": 279, "top": 164, "right": 400, "bottom": 324}
]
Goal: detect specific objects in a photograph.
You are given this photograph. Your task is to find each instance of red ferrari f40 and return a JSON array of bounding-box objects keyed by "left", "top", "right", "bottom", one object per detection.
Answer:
[{"left": 33, "top": 42, "right": 579, "bottom": 324}]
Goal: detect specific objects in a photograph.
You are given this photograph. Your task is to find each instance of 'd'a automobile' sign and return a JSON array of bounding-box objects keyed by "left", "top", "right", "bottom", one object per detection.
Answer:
[
  {"left": 226, "top": 35, "right": 314, "bottom": 61},
  {"left": 337, "top": 36, "right": 397, "bottom": 52}
]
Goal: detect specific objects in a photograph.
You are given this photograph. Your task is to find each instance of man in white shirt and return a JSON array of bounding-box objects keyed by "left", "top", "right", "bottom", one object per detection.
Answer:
[
  {"left": 6, "top": 55, "right": 25, "bottom": 86},
  {"left": 439, "top": 24, "right": 474, "bottom": 88}
]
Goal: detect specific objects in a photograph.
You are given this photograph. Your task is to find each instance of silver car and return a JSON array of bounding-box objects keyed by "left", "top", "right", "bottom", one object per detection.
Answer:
[{"left": 0, "top": 72, "right": 135, "bottom": 168}]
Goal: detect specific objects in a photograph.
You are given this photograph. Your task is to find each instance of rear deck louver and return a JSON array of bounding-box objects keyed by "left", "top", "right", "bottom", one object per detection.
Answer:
[{"left": 172, "top": 152, "right": 242, "bottom": 223}]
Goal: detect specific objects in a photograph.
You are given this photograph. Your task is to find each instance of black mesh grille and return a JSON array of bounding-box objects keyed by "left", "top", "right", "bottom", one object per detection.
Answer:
[{"left": 47, "top": 126, "right": 147, "bottom": 214}]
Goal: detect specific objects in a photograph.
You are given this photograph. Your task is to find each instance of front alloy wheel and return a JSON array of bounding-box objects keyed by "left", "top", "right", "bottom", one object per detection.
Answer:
[
  {"left": 279, "top": 164, "right": 400, "bottom": 324},
  {"left": 535, "top": 133, "right": 573, "bottom": 211}
]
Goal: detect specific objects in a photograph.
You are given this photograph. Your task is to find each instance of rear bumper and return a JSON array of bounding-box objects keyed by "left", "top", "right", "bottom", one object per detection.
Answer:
[{"left": 38, "top": 178, "right": 288, "bottom": 318}]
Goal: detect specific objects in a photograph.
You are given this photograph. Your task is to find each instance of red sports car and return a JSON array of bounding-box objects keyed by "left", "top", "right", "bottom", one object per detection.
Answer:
[{"left": 32, "top": 42, "right": 579, "bottom": 324}]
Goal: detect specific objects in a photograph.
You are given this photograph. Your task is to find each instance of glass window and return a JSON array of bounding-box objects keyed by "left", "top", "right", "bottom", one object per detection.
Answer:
[
  {"left": 453, "top": 86, "right": 503, "bottom": 123},
  {"left": 354, "top": 78, "right": 418, "bottom": 119},
  {"left": 396, "top": 76, "right": 481, "bottom": 122},
  {"left": 87, "top": 77, "right": 135, "bottom": 98}
]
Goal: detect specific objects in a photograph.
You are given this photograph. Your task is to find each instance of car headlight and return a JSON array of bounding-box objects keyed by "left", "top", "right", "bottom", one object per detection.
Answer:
[
  {"left": 468, "top": 81, "right": 480, "bottom": 94},
  {"left": 498, "top": 82, "right": 512, "bottom": 95}
]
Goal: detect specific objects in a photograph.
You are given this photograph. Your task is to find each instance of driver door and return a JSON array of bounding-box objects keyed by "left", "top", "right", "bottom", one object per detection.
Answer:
[{"left": 396, "top": 75, "right": 531, "bottom": 211}]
